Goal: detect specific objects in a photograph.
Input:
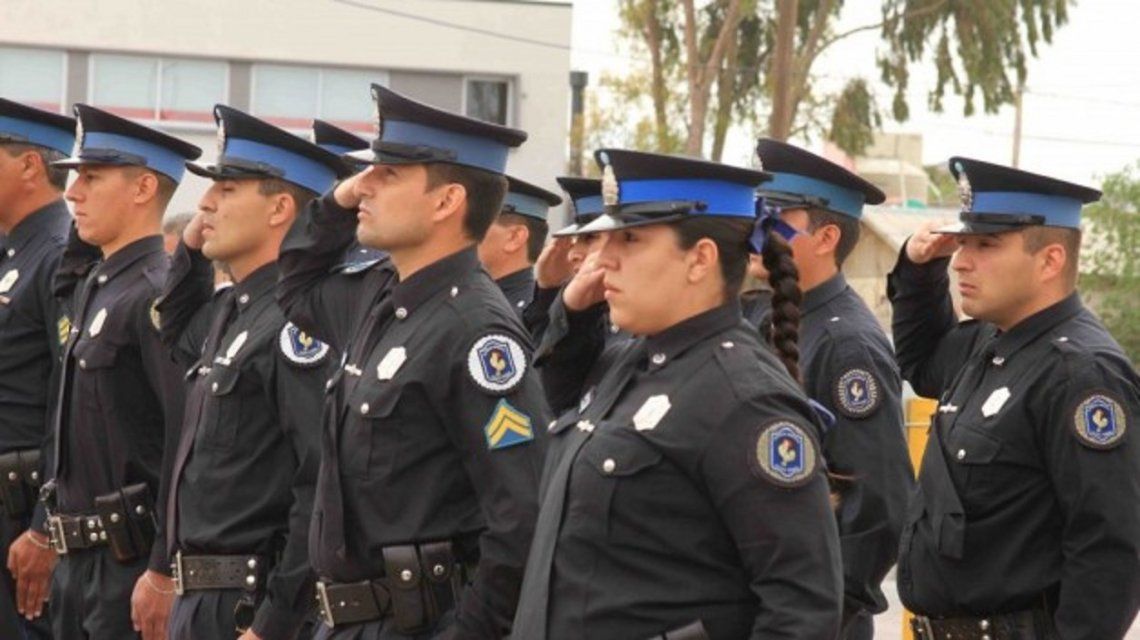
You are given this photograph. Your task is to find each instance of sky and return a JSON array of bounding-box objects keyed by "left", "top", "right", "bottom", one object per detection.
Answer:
[{"left": 565, "top": 0, "right": 1140, "bottom": 186}]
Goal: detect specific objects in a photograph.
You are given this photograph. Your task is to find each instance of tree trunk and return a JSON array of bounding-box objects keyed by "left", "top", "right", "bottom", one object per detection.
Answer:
[
  {"left": 710, "top": 22, "right": 739, "bottom": 161},
  {"left": 768, "top": 0, "right": 798, "bottom": 140},
  {"left": 640, "top": 1, "right": 671, "bottom": 150},
  {"left": 682, "top": 0, "right": 743, "bottom": 157}
]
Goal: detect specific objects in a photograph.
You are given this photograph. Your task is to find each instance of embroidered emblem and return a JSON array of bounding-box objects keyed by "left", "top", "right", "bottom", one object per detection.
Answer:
[
  {"left": 981, "top": 387, "right": 1011, "bottom": 418},
  {"left": 88, "top": 308, "right": 108, "bottom": 337},
  {"left": 74, "top": 116, "right": 85, "bottom": 156},
  {"left": 752, "top": 421, "right": 818, "bottom": 488},
  {"left": 483, "top": 399, "right": 534, "bottom": 450},
  {"left": 216, "top": 114, "right": 227, "bottom": 156},
  {"left": 467, "top": 334, "right": 527, "bottom": 395},
  {"left": 1073, "top": 393, "right": 1127, "bottom": 450},
  {"left": 0, "top": 269, "right": 18, "bottom": 294},
  {"left": 956, "top": 161, "right": 972, "bottom": 211},
  {"left": 601, "top": 162, "right": 619, "bottom": 207},
  {"left": 278, "top": 323, "right": 329, "bottom": 366},
  {"left": 376, "top": 347, "right": 407, "bottom": 380},
  {"left": 834, "top": 369, "right": 880, "bottom": 419},
  {"left": 633, "top": 394, "right": 671, "bottom": 432}
]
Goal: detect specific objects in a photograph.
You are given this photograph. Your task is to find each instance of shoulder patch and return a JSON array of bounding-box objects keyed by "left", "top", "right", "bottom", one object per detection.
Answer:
[
  {"left": 1073, "top": 392, "right": 1127, "bottom": 450},
  {"left": 279, "top": 322, "right": 330, "bottom": 366},
  {"left": 149, "top": 298, "right": 162, "bottom": 331},
  {"left": 751, "top": 421, "right": 819, "bottom": 488},
  {"left": 834, "top": 368, "right": 881, "bottom": 419},
  {"left": 483, "top": 399, "right": 534, "bottom": 450},
  {"left": 467, "top": 334, "right": 527, "bottom": 395}
]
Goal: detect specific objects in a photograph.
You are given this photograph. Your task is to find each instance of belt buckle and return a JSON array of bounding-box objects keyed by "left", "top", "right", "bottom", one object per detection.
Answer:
[
  {"left": 46, "top": 515, "right": 68, "bottom": 555},
  {"left": 315, "top": 581, "right": 335, "bottom": 628},
  {"left": 911, "top": 615, "right": 936, "bottom": 637},
  {"left": 171, "top": 551, "right": 185, "bottom": 596}
]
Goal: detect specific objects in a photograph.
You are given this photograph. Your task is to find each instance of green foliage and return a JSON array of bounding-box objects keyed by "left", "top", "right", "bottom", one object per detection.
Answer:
[{"left": 1082, "top": 161, "right": 1140, "bottom": 363}]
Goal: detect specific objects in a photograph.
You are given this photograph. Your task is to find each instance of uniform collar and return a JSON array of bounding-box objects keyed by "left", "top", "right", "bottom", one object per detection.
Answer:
[
  {"left": 643, "top": 301, "right": 743, "bottom": 371},
  {"left": 92, "top": 235, "right": 165, "bottom": 285},
  {"left": 802, "top": 272, "right": 847, "bottom": 314},
  {"left": 990, "top": 292, "right": 1084, "bottom": 362},
  {"left": 496, "top": 266, "right": 534, "bottom": 291},
  {"left": 391, "top": 246, "right": 479, "bottom": 317},
  {"left": 230, "top": 261, "right": 278, "bottom": 312},
  {"left": 5, "top": 199, "right": 69, "bottom": 257}
]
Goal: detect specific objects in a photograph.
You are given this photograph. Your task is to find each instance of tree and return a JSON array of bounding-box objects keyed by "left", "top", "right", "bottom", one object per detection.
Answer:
[
  {"left": 1082, "top": 162, "right": 1140, "bottom": 363},
  {"left": 590, "top": 0, "right": 1073, "bottom": 160}
]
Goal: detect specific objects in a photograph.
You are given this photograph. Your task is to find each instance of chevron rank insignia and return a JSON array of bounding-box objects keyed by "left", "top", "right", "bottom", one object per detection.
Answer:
[
  {"left": 467, "top": 334, "right": 527, "bottom": 395},
  {"left": 1074, "top": 393, "right": 1127, "bottom": 450},
  {"left": 57, "top": 315, "right": 71, "bottom": 346},
  {"left": 834, "top": 368, "right": 881, "bottom": 419},
  {"left": 751, "top": 421, "right": 818, "bottom": 488},
  {"left": 483, "top": 399, "right": 534, "bottom": 450},
  {"left": 279, "top": 322, "right": 329, "bottom": 366}
]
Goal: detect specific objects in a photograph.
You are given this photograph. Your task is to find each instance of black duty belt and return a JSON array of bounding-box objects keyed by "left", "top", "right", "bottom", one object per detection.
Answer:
[
  {"left": 911, "top": 607, "right": 1056, "bottom": 640},
  {"left": 316, "top": 541, "right": 463, "bottom": 632},
  {"left": 172, "top": 551, "right": 266, "bottom": 595},
  {"left": 47, "top": 513, "right": 108, "bottom": 554}
]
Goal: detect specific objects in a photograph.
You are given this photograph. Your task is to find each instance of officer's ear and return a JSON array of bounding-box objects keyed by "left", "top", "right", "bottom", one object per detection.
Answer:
[
  {"left": 129, "top": 170, "right": 160, "bottom": 206},
  {"left": 266, "top": 191, "right": 295, "bottom": 229},
  {"left": 685, "top": 237, "right": 719, "bottom": 285},
  {"left": 1036, "top": 241, "right": 1068, "bottom": 285},
  {"left": 504, "top": 222, "right": 529, "bottom": 254},
  {"left": 431, "top": 182, "right": 467, "bottom": 225},
  {"left": 813, "top": 222, "right": 842, "bottom": 258}
]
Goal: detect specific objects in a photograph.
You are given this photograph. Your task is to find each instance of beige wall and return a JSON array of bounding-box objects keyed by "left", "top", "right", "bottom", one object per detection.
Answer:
[{"left": 0, "top": 0, "right": 573, "bottom": 217}]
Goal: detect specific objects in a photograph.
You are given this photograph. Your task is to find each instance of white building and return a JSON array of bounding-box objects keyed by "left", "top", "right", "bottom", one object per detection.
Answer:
[{"left": 0, "top": 0, "right": 573, "bottom": 216}]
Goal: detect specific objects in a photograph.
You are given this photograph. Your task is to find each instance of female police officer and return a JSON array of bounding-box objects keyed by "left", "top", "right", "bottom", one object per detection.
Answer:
[{"left": 511, "top": 149, "right": 843, "bottom": 640}]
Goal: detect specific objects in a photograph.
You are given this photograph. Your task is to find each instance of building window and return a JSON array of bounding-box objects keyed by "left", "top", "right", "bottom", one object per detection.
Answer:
[
  {"left": 89, "top": 53, "right": 226, "bottom": 123},
  {"left": 464, "top": 78, "right": 511, "bottom": 126},
  {"left": 0, "top": 46, "right": 66, "bottom": 112},
  {"left": 251, "top": 64, "right": 386, "bottom": 132}
]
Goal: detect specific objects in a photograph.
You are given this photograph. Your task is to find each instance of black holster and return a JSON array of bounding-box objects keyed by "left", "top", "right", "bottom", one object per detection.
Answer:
[
  {"left": 382, "top": 542, "right": 459, "bottom": 635},
  {"left": 94, "top": 482, "right": 156, "bottom": 563},
  {"left": 0, "top": 448, "right": 43, "bottom": 518}
]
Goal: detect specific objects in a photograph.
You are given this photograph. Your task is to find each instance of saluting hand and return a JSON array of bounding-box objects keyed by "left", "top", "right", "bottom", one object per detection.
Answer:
[
  {"left": 7, "top": 529, "right": 55, "bottom": 620},
  {"left": 131, "top": 569, "right": 174, "bottom": 640},
  {"left": 905, "top": 219, "right": 959, "bottom": 265},
  {"left": 181, "top": 209, "right": 208, "bottom": 251},
  {"left": 333, "top": 169, "right": 368, "bottom": 210},
  {"left": 563, "top": 248, "right": 607, "bottom": 311},
  {"left": 237, "top": 629, "right": 264, "bottom": 640},
  {"left": 535, "top": 237, "right": 575, "bottom": 288}
]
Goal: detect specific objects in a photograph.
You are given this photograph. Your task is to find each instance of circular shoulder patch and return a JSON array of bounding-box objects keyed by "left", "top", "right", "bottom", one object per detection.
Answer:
[
  {"left": 149, "top": 298, "right": 162, "bottom": 332},
  {"left": 750, "top": 421, "right": 819, "bottom": 488},
  {"left": 467, "top": 334, "right": 528, "bottom": 395},
  {"left": 1072, "top": 393, "right": 1127, "bottom": 450},
  {"left": 833, "top": 368, "right": 881, "bottom": 419},
  {"left": 279, "top": 322, "right": 330, "bottom": 367}
]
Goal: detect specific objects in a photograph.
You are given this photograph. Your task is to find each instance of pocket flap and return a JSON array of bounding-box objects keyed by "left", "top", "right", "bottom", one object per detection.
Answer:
[
  {"left": 583, "top": 431, "right": 663, "bottom": 477},
  {"left": 949, "top": 427, "right": 1001, "bottom": 465}
]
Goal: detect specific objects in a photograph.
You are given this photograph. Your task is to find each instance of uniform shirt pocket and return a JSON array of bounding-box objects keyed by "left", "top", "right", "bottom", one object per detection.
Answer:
[
  {"left": 948, "top": 425, "right": 1003, "bottom": 509},
  {"left": 571, "top": 428, "right": 666, "bottom": 539},
  {"left": 200, "top": 364, "right": 244, "bottom": 449},
  {"left": 342, "top": 382, "right": 402, "bottom": 479}
]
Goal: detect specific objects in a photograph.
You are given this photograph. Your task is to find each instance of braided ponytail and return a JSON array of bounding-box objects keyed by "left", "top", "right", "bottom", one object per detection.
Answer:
[{"left": 760, "top": 230, "right": 802, "bottom": 383}]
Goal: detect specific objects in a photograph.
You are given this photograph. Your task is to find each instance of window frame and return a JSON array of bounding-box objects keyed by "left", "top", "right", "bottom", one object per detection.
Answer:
[
  {"left": 461, "top": 75, "right": 515, "bottom": 127},
  {"left": 249, "top": 62, "right": 387, "bottom": 134},
  {"left": 86, "top": 52, "right": 230, "bottom": 128},
  {"left": 0, "top": 45, "right": 69, "bottom": 113}
]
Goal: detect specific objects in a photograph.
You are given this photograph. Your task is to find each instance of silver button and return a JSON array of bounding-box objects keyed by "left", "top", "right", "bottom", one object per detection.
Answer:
[
  {"left": 721, "top": 341, "right": 735, "bottom": 349},
  {"left": 245, "top": 575, "right": 256, "bottom": 587},
  {"left": 979, "top": 619, "right": 991, "bottom": 630},
  {"left": 609, "top": 324, "right": 620, "bottom": 334},
  {"left": 361, "top": 403, "right": 370, "bottom": 414},
  {"left": 957, "top": 449, "right": 966, "bottom": 460},
  {"left": 135, "top": 505, "right": 146, "bottom": 515},
  {"left": 992, "top": 356, "right": 1005, "bottom": 366},
  {"left": 6, "top": 472, "right": 15, "bottom": 481},
  {"left": 450, "top": 286, "right": 458, "bottom": 297},
  {"left": 97, "top": 274, "right": 107, "bottom": 284},
  {"left": 982, "top": 635, "right": 991, "bottom": 640},
  {"left": 395, "top": 307, "right": 408, "bottom": 319},
  {"left": 89, "top": 532, "right": 99, "bottom": 543},
  {"left": 99, "top": 531, "right": 107, "bottom": 541},
  {"left": 87, "top": 519, "right": 97, "bottom": 528},
  {"left": 247, "top": 558, "right": 258, "bottom": 569},
  {"left": 211, "top": 382, "right": 219, "bottom": 392},
  {"left": 79, "top": 359, "right": 87, "bottom": 369},
  {"left": 400, "top": 569, "right": 413, "bottom": 582},
  {"left": 5, "top": 249, "right": 13, "bottom": 257},
  {"left": 548, "top": 420, "right": 557, "bottom": 431},
  {"left": 432, "top": 564, "right": 446, "bottom": 577},
  {"left": 239, "top": 293, "right": 250, "bottom": 304},
  {"left": 602, "top": 458, "right": 616, "bottom": 474},
  {"left": 651, "top": 353, "right": 666, "bottom": 365},
  {"left": 30, "top": 471, "right": 38, "bottom": 481},
  {"left": 110, "top": 513, "right": 120, "bottom": 523}
]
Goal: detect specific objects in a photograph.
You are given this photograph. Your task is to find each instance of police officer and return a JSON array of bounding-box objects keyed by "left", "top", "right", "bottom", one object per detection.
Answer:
[
  {"left": 889, "top": 157, "right": 1140, "bottom": 639},
  {"left": 47, "top": 104, "right": 200, "bottom": 639},
  {"left": 477, "top": 176, "right": 558, "bottom": 313},
  {"left": 156, "top": 106, "right": 346, "bottom": 640},
  {"left": 755, "top": 138, "right": 914, "bottom": 639},
  {"left": 276, "top": 84, "right": 549, "bottom": 639},
  {"left": 0, "top": 97, "right": 75, "bottom": 639},
  {"left": 512, "top": 149, "right": 843, "bottom": 639}
]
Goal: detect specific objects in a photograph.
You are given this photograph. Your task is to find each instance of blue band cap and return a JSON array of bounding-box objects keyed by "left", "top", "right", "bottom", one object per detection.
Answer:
[
  {"left": 82, "top": 131, "right": 187, "bottom": 182},
  {"left": 573, "top": 195, "right": 604, "bottom": 216},
  {"left": 969, "top": 191, "right": 1083, "bottom": 229},
  {"left": 224, "top": 138, "right": 338, "bottom": 194},
  {"left": 383, "top": 120, "right": 509, "bottom": 173},
  {"left": 0, "top": 116, "right": 75, "bottom": 155},
  {"left": 620, "top": 179, "right": 756, "bottom": 217},
  {"left": 503, "top": 191, "right": 550, "bottom": 221},
  {"left": 763, "top": 172, "right": 865, "bottom": 218}
]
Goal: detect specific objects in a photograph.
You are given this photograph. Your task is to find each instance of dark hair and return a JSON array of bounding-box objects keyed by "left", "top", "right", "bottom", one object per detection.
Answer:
[
  {"left": 424, "top": 163, "right": 508, "bottom": 242},
  {"left": 0, "top": 144, "right": 68, "bottom": 190},
  {"left": 498, "top": 211, "right": 549, "bottom": 263},
  {"left": 673, "top": 217, "right": 802, "bottom": 381},
  {"left": 1022, "top": 226, "right": 1081, "bottom": 288},
  {"left": 257, "top": 178, "right": 317, "bottom": 212},
  {"left": 806, "top": 207, "right": 860, "bottom": 266}
]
